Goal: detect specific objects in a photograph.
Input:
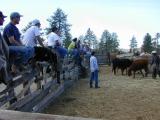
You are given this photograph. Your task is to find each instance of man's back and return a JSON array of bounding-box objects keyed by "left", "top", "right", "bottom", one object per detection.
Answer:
[
  {"left": 23, "top": 26, "right": 40, "bottom": 47},
  {"left": 90, "top": 56, "right": 98, "bottom": 72},
  {"left": 47, "top": 32, "right": 61, "bottom": 47}
]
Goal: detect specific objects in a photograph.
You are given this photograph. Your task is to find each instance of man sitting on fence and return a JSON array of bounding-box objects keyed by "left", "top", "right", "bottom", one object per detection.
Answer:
[
  {"left": 22, "top": 19, "right": 44, "bottom": 47},
  {"left": 47, "top": 26, "right": 67, "bottom": 58},
  {"left": 3, "top": 12, "right": 34, "bottom": 74},
  {"left": 0, "top": 11, "right": 12, "bottom": 85}
]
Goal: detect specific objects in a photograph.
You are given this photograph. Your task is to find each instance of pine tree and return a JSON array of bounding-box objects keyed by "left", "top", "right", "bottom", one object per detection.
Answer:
[
  {"left": 78, "top": 35, "right": 85, "bottom": 43},
  {"left": 84, "top": 28, "right": 98, "bottom": 49},
  {"left": 111, "top": 32, "right": 119, "bottom": 52},
  {"left": 22, "top": 21, "right": 32, "bottom": 33},
  {"left": 100, "top": 30, "right": 119, "bottom": 53},
  {"left": 143, "top": 33, "right": 153, "bottom": 53},
  {"left": 155, "top": 33, "right": 160, "bottom": 48},
  {"left": 130, "top": 36, "right": 137, "bottom": 52},
  {"left": 63, "top": 32, "right": 72, "bottom": 48},
  {"left": 46, "top": 8, "right": 72, "bottom": 47}
]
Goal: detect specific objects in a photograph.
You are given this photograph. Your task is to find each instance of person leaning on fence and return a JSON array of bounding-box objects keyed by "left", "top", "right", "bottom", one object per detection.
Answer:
[
  {"left": 3, "top": 12, "right": 34, "bottom": 74},
  {"left": 47, "top": 26, "right": 67, "bottom": 58},
  {"left": 151, "top": 51, "right": 160, "bottom": 79},
  {"left": 22, "top": 19, "right": 44, "bottom": 47},
  {"left": 68, "top": 37, "right": 77, "bottom": 56},
  {"left": 0, "top": 11, "right": 13, "bottom": 85},
  {"left": 90, "top": 51, "right": 100, "bottom": 88}
]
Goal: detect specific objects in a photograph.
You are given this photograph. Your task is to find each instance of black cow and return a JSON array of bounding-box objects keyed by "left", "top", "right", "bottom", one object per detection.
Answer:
[
  {"left": 31, "top": 47, "right": 59, "bottom": 83},
  {"left": 112, "top": 58, "right": 133, "bottom": 75}
]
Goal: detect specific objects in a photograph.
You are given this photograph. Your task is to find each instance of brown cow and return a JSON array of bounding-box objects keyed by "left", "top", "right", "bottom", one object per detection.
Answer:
[{"left": 128, "top": 59, "right": 149, "bottom": 78}]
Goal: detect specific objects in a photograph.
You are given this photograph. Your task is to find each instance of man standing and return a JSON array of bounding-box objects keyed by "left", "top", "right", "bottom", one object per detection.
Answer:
[
  {"left": 23, "top": 19, "right": 44, "bottom": 47},
  {"left": 151, "top": 51, "right": 160, "bottom": 79},
  {"left": 90, "top": 51, "right": 100, "bottom": 88}
]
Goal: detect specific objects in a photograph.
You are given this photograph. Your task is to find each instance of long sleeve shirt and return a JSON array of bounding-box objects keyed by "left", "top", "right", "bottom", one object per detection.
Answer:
[{"left": 90, "top": 56, "right": 98, "bottom": 72}]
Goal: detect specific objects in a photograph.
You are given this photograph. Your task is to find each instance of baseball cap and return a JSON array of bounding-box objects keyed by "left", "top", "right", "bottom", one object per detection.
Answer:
[
  {"left": 0, "top": 11, "right": 7, "bottom": 18},
  {"left": 10, "top": 12, "right": 23, "bottom": 19},
  {"left": 32, "top": 19, "right": 40, "bottom": 26}
]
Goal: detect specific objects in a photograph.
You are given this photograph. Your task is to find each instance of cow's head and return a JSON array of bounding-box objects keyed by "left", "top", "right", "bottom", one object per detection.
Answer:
[{"left": 128, "top": 69, "right": 132, "bottom": 76}]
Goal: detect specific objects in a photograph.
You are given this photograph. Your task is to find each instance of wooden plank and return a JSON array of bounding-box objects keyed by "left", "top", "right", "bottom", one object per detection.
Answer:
[
  {"left": 0, "top": 110, "right": 101, "bottom": 120},
  {"left": 0, "top": 72, "right": 36, "bottom": 96},
  {"left": 0, "top": 96, "right": 15, "bottom": 107},
  {"left": 16, "top": 77, "right": 35, "bottom": 99},
  {"left": 8, "top": 80, "right": 56, "bottom": 111},
  {"left": 32, "top": 80, "right": 74, "bottom": 112},
  {"left": 8, "top": 90, "right": 41, "bottom": 110}
]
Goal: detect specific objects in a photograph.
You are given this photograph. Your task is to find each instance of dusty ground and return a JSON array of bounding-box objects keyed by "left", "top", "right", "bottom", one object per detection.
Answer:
[{"left": 44, "top": 65, "right": 160, "bottom": 120}]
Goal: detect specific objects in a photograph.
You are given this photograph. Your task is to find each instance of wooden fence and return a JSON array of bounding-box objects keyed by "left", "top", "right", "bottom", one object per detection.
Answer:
[{"left": 0, "top": 57, "right": 86, "bottom": 112}]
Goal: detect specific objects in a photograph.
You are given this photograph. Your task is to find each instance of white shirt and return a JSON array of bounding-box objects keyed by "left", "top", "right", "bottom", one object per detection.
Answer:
[
  {"left": 47, "top": 32, "right": 62, "bottom": 47},
  {"left": 90, "top": 56, "right": 98, "bottom": 72},
  {"left": 22, "top": 26, "right": 41, "bottom": 47}
]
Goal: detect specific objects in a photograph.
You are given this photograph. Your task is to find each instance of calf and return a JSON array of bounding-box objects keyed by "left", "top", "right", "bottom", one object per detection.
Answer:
[
  {"left": 112, "top": 58, "right": 133, "bottom": 75},
  {"left": 31, "top": 47, "right": 59, "bottom": 83},
  {"left": 128, "top": 59, "right": 148, "bottom": 78}
]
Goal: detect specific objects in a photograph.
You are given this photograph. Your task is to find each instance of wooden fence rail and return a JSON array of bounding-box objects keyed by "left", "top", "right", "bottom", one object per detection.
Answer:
[{"left": 0, "top": 57, "right": 86, "bottom": 112}]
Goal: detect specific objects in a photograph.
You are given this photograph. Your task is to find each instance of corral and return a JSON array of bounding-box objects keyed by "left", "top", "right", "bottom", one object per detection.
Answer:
[{"left": 44, "top": 65, "right": 160, "bottom": 120}]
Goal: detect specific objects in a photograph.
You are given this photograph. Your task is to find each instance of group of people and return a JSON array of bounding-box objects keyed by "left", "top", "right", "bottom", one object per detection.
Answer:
[{"left": 0, "top": 11, "right": 100, "bottom": 88}]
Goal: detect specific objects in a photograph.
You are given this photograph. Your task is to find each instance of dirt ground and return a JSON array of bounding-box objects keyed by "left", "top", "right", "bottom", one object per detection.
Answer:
[{"left": 44, "top": 65, "right": 160, "bottom": 120}]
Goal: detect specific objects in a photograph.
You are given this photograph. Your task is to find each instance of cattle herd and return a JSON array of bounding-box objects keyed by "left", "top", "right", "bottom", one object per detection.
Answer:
[{"left": 111, "top": 53, "right": 159, "bottom": 78}]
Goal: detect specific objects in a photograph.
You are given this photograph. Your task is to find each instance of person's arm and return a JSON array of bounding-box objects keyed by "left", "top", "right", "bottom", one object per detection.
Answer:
[
  {"left": 34, "top": 27, "right": 44, "bottom": 47},
  {"left": 36, "top": 36, "right": 44, "bottom": 47},
  {"left": 94, "top": 57, "right": 99, "bottom": 71},
  {"left": 8, "top": 36, "right": 22, "bottom": 46}
]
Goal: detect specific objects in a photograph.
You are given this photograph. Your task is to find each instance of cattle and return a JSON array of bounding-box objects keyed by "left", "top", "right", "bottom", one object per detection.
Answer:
[
  {"left": 128, "top": 59, "right": 148, "bottom": 78},
  {"left": 31, "top": 47, "right": 59, "bottom": 83},
  {"left": 112, "top": 58, "right": 133, "bottom": 75}
]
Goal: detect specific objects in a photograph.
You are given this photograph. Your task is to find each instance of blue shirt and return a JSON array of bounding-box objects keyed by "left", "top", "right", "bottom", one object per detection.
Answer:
[{"left": 3, "top": 22, "right": 21, "bottom": 46}]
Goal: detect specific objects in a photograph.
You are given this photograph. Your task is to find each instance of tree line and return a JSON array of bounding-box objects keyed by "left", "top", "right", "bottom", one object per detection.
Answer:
[{"left": 22, "top": 8, "right": 160, "bottom": 53}]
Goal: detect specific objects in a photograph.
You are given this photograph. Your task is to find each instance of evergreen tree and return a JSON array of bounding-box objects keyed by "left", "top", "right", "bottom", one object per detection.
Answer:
[
  {"left": 130, "top": 36, "right": 137, "bottom": 52},
  {"left": 63, "top": 32, "right": 72, "bottom": 48},
  {"left": 78, "top": 35, "right": 85, "bottom": 43},
  {"left": 100, "top": 30, "right": 119, "bottom": 53},
  {"left": 111, "top": 32, "right": 119, "bottom": 52},
  {"left": 143, "top": 33, "right": 153, "bottom": 53},
  {"left": 46, "top": 8, "right": 72, "bottom": 47},
  {"left": 22, "top": 21, "right": 32, "bottom": 33},
  {"left": 155, "top": 33, "right": 160, "bottom": 48},
  {"left": 84, "top": 28, "right": 98, "bottom": 49}
]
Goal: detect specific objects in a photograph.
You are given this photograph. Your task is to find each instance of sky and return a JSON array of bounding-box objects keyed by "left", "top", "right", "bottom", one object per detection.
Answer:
[{"left": 0, "top": 0, "right": 160, "bottom": 49}]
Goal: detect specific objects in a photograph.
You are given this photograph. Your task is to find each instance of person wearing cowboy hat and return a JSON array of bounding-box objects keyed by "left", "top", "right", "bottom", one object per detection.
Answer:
[{"left": 151, "top": 50, "right": 160, "bottom": 79}]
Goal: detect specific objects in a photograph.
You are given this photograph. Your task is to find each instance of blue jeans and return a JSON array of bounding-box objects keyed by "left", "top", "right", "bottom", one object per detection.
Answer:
[
  {"left": 55, "top": 46, "right": 67, "bottom": 58},
  {"left": 9, "top": 46, "right": 35, "bottom": 65},
  {"left": 49, "top": 46, "right": 67, "bottom": 58},
  {"left": 90, "top": 70, "right": 99, "bottom": 87}
]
